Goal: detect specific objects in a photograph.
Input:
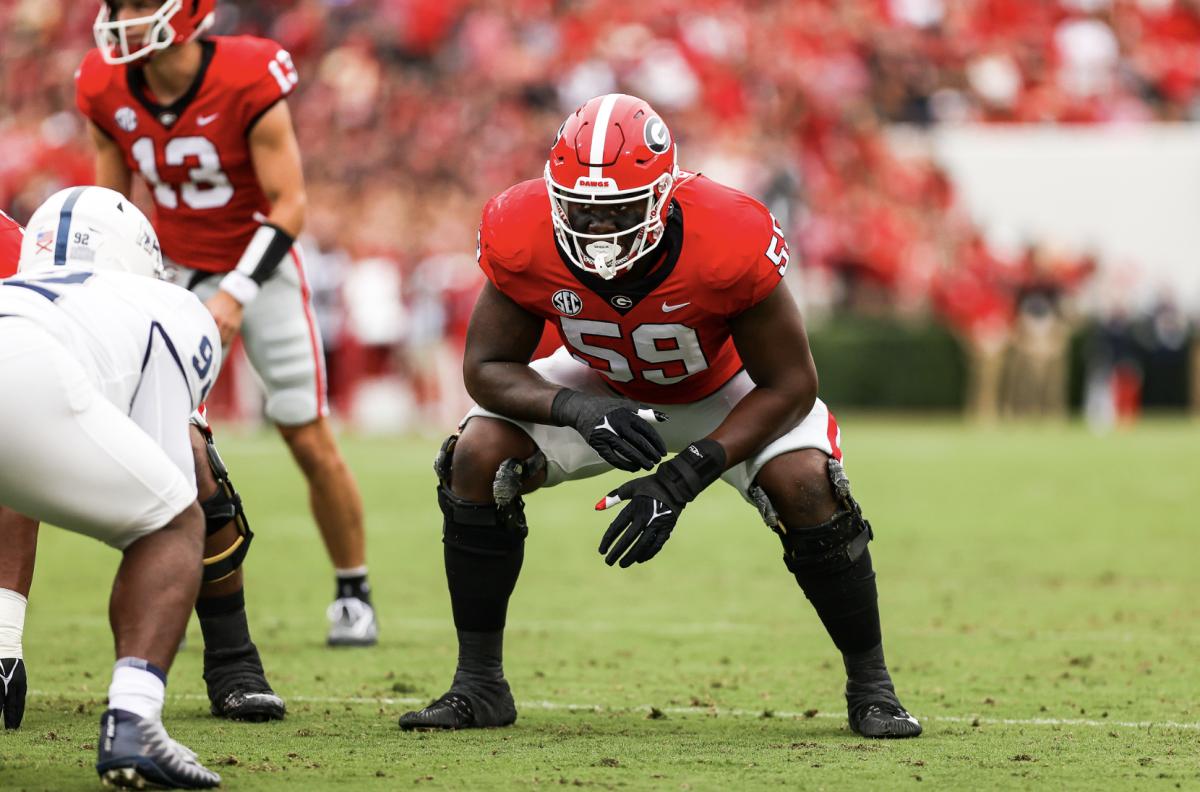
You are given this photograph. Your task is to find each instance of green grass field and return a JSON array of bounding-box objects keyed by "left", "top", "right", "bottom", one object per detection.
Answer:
[{"left": 2, "top": 417, "right": 1198, "bottom": 790}]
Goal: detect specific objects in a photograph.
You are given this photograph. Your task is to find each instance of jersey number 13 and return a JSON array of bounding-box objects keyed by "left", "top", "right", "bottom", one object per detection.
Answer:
[{"left": 131, "top": 136, "right": 233, "bottom": 211}]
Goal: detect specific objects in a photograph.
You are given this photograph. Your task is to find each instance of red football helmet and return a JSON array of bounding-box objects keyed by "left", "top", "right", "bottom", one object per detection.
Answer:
[
  {"left": 545, "top": 93, "right": 679, "bottom": 280},
  {"left": 94, "top": 0, "right": 217, "bottom": 65}
]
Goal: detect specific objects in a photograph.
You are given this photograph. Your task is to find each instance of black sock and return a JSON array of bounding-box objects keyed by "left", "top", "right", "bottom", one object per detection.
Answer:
[
  {"left": 444, "top": 543, "right": 523, "bottom": 633},
  {"left": 843, "top": 642, "right": 896, "bottom": 696},
  {"left": 452, "top": 629, "right": 506, "bottom": 688},
  {"left": 196, "top": 588, "right": 267, "bottom": 694},
  {"left": 793, "top": 546, "right": 882, "bottom": 656},
  {"left": 335, "top": 573, "right": 371, "bottom": 604},
  {"left": 196, "top": 589, "right": 252, "bottom": 653}
]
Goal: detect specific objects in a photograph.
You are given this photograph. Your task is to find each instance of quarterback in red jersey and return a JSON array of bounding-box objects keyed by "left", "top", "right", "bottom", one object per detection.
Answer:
[
  {"left": 400, "top": 94, "right": 921, "bottom": 739},
  {"left": 78, "top": 0, "right": 378, "bottom": 648}
]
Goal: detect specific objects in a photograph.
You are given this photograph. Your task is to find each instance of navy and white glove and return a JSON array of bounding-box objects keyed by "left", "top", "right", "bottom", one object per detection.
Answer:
[
  {"left": 551, "top": 388, "right": 668, "bottom": 472},
  {"left": 595, "top": 439, "right": 726, "bottom": 567},
  {"left": 1, "top": 657, "right": 26, "bottom": 729}
]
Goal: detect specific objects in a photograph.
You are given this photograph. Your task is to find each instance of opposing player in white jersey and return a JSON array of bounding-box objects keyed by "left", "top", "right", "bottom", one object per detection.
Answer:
[{"left": 0, "top": 187, "right": 221, "bottom": 789}]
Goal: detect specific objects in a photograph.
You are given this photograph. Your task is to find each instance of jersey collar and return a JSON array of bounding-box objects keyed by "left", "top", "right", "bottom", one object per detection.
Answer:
[
  {"left": 126, "top": 39, "right": 216, "bottom": 129},
  {"left": 556, "top": 200, "right": 684, "bottom": 317}
]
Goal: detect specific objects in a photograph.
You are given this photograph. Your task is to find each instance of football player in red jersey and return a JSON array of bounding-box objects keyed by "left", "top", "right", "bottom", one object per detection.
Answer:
[
  {"left": 0, "top": 207, "right": 285, "bottom": 727},
  {"left": 78, "top": 0, "right": 378, "bottom": 648},
  {"left": 0, "top": 211, "right": 32, "bottom": 729},
  {"left": 400, "top": 94, "right": 921, "bottom": 739},
  {"left": 0, "top": 210, "right": 19, "bottom": 276}
]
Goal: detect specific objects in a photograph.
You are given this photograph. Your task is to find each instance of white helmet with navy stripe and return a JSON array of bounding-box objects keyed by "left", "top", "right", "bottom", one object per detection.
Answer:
[{"left": 18, "top": 186, "right": 163, "bottom": 279}]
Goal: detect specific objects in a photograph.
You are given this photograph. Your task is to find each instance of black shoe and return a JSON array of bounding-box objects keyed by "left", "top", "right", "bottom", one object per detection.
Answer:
[
  {"left": 847, "top": 691, "right": 923, "bottom": 738},
  {"left": 1, "top": 657, "right": 26, "bottom": 730},
  {"left": 204, "top": 644, "right": 285, "bottom": 722},
  {"left": 399, "top": 683, "right": 517, "bottom": 731},
  {"left": 210, "top": 687, "right": 286, "bottom": 722}
]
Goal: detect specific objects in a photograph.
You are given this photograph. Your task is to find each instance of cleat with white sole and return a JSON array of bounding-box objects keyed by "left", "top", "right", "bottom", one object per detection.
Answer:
[
  {"left": 96, "top": 708, "right": 220, "bottom": 789},
  {"left": 326, "top": 597, "right": 378, "bottom": 647}
]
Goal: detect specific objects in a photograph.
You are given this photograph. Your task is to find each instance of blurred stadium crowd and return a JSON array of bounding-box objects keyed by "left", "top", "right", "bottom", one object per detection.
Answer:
[{"left": 1, "top": 0, "right": 1197, "bottom": 424}]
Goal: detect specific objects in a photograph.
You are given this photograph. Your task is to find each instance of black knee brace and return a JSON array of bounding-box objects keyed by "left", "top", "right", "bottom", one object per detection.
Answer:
[
  {"left": 754, "top": 457, "right": 873, "bottom": 576},
  {"left": 434, "top": 433, "right": 541, "bottom": 556},
  {"left": 193, "top": 418, "right": 253, "bottom": 583},
  {"left": 437, "top": 484, "right": 528, "bottom": 557},
  {"left": 757, "top": 458, "right": 881, "bottom": 653}
]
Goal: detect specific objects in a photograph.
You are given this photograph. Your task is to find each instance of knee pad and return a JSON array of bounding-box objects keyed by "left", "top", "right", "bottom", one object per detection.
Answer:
[
  {"left": 753, "top": 456, "right": 873, "bottom": 577},
  {"left": 193, "top": 420, "right": 254, "bottom": 584},
  {"left": 437, "top": 484, "right": 527, "bottom": 558}
]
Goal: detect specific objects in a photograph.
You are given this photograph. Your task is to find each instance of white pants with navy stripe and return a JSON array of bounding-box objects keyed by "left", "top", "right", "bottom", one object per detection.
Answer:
[
  {"left": 171, "top": 243, "right": 328, "bottom": 426},
  {"left": 0, "top": 319, "right": 196, "bottom": 549},
  {"left": 462, "top": 346, "right": 844, "bottom": 498}
]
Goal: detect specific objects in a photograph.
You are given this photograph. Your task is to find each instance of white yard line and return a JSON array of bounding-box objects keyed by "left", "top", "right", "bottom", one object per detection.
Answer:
[{"left": 30, "top": 690, "right": 1200, "bottom": 731}]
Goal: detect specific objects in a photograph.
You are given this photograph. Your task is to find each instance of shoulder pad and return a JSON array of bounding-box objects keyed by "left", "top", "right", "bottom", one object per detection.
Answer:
[
  {"left": 75, "top": 49, "right": 117, "bottom": 107},
  {"left": 479, "top": 180, "right": 549, "bottom": 276},
  {"left": 210, "top": 36, "right": 295, "bottom": 91},
  {"left": 675, "top": 176, "right": 786, "bottom": 314},
  {"left": 680, "top": 178, "right": 773, "bottom": 287}
]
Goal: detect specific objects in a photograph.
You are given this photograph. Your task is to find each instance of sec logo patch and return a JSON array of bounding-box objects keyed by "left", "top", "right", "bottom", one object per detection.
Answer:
[
  {"left": 114, "top": 106, "right": 138, "bottom": 133},
  {"left": 552, "top": 289, "right": 582, "bottom": 316}
]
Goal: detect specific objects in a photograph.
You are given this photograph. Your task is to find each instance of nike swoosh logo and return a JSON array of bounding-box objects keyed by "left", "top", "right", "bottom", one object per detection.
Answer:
[
  {"left": 197, "top": 113, "right": 220, "bottom": 126},
  {"left": 661, "top": 301, "right": 690, "bottom": 313}
]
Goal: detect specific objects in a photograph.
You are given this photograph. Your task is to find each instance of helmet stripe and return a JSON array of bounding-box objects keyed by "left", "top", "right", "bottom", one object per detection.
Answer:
[
  {"left": 588, "top": 94, "right": 621, "bottom": 179},
  {"left": 53, "top": 187, "right": 87, "bottom": 267}
]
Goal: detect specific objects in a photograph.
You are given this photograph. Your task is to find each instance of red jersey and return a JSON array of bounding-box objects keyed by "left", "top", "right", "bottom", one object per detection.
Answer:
[
  {"left": 76, "top": 36, "right": 299, "bottom": 273},
  {"left": 0, "top": 210, "right": 22, "bottom": 277},
  {"left": 478, "top": 174, "right": 789, "bottom": 404}
]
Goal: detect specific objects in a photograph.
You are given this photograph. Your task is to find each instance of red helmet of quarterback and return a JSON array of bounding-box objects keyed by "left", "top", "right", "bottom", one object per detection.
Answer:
[
  {"left": 545, "top": 93, "right": 679, "bottom": 280},
  {"left": 93, "top": 0, "right": 217, "bottom": 65}
]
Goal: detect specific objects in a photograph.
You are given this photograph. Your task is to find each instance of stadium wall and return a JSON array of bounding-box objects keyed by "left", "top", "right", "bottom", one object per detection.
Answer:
[{"left": 923, "top": 124, "right": 1200, "bottom": 313}]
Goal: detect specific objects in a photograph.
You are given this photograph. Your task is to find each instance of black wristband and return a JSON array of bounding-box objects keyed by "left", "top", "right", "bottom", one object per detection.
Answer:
[
  {"left": 549, "top": 388, "right": 582, "bottom": 427},
  {"left": 661, "top": 438, "right": 727, "bottom": 503},
  {"left": 236, "top": 222, "right": 296, "bottom": 286}
]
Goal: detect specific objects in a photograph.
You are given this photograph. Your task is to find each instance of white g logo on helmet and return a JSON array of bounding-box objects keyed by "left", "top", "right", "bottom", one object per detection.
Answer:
[
  {"left": 643, "top": 116, "right": 671, "bottom": 154},
  {"left": 18, "top": 186, "right": 164, "bottom": 280}
]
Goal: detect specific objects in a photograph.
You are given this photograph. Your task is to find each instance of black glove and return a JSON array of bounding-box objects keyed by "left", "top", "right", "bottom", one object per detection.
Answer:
[
  {"left": 595, "top": 439, "right": 726, "bottom": 567},
  {"left": 551, "top": 388, "right": 668, "bottom": 472},
  {"left": 1, "top": 657, "right": 26, "bottom": 729}
]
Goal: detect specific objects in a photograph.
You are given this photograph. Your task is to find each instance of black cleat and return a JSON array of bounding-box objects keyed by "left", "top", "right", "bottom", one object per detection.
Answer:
[
  {"left": 1, "top": 657, "right": 26, "bottom": 730},
  {"left": 211, "top": 687, "right": 286, "bottom": 722},
  {"left": 204, "top": 643, "right": 285, "bottom": 722},
  {"left": 399, "top": 684, "right": 516, "bottom": 731},
  {"left": 847, "top": 693, "right": 923, "bottom": 738}
]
